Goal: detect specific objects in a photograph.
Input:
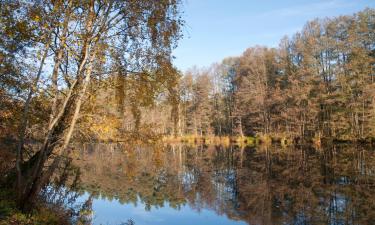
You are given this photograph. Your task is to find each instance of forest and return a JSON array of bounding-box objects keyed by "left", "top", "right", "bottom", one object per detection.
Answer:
[
  {"left": 67, "top": 8, "right": 375, "bottom": 143},
  {"left": 0, "top": 1, "right": 374, "bottom": 224},
  {"left": 170, "top": 8, "right": 375, "bottom": 141},
  {"left": 1, "top": 7, "right": 375, "bottom": 144}
]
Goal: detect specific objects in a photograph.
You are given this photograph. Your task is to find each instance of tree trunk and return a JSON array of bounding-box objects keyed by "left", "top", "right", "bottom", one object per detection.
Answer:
[
  {"left": 15, "top": 37, "right": 51, "bottom": 199},
  {"left": 16, "top": 2, "right": 96, "bottom": 209},
  {"left": 49, "top": 0, "right": 73, "bottom": 125},
  {"left": 238, "top": 117, "right": 244, "bottom": 137}
]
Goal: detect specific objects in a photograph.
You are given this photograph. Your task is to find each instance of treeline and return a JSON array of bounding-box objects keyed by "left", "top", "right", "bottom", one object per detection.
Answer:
[
  {"left": 4, "top": 8, "right": 373, "bottom": 143},
  {"left": 75, "top": 9, "right": 375, "bottom": 142},
  {"left": 172, "top": 9, "right": 375, "bottom": 141}
]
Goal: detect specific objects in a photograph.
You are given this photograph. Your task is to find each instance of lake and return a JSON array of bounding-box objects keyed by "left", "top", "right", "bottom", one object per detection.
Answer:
[{"left": 65, "top": 143, "right": 375, "bottom": 225}]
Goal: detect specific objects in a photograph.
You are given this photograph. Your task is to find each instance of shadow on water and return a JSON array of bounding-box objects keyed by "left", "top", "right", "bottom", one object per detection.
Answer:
[
  {"left": 38, "top": 156, "right": 93, "bottom": 225},
  {"left": 57, "top": 142, "right": 375, "bottom": 225}
]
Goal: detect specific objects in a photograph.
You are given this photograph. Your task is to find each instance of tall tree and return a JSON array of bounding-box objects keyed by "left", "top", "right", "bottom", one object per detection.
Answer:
[{"left": 4, "top": 0, "right": 183, "bottom": 210}]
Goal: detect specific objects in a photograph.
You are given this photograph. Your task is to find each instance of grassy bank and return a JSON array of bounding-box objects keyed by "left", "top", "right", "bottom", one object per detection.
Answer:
[
  {"left": 0, "top": 187, "right": 73, "bottom": 225},
  {"left": 0, "top": 149, "right": 69, "bottom": 224},
  {"left": 162, "top": 134, "right": 375, "bottom": 146},
  {"left": 0, "top": 143, "right": 89, "bottom": 225},
  {"left": 162, "top": 134, "right": 290, "bottom": 146}
]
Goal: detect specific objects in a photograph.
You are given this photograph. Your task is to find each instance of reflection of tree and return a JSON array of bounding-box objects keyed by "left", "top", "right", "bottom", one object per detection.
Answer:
[
  {"left": 40, "top": 157, "right": 93, "bottom": 224},
  {"left": 236, "top": 144, "right": 375, "bottom": 224},
  {"left": 73, "top": 143, "right": 375, "bottom": 224}
]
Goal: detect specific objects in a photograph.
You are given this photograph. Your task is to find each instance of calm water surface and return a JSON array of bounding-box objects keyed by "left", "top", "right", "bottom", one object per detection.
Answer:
[{"left": 69, "top": 143, "right": 375, "bottom": 225}]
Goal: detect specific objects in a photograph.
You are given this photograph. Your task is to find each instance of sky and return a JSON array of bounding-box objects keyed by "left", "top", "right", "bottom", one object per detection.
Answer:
[{"left": 172, "top": 0, "right": 375, "bottom": 72}]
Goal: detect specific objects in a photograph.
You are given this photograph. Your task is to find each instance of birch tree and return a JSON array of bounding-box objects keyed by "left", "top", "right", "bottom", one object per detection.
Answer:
[{"left": 5, "top": 0, "right": 183, "bottom": 210}]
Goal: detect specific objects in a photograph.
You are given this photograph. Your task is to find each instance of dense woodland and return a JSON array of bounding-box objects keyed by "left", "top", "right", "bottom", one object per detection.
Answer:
[
  {"left": 173, "top": 8, "right": 375, "bottom": 140},
  {"left": 49, "top": 8, "right": 375, "bottom": 142},
  {"left": 1, "top": 8, "right": 375, "bottom": 143}
]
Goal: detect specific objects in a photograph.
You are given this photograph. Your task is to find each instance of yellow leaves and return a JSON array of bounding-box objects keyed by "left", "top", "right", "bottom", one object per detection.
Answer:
[
  {"left": 86, "top": 115, "right": 122, "bottom": 140},
  {"left": 32, "top": 15, "right": 41, "bottom": 22}
]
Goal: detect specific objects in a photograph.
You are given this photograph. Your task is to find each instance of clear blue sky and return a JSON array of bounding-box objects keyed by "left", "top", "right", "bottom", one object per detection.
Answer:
[{"left": 172, "top": 0, "right": 375, "bottom": 72}]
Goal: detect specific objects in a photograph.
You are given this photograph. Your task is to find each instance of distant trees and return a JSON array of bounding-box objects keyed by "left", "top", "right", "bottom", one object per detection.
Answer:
[
  {"left": 175, "top": 9, "right": 375, "bottom": 140},
  {"left": 174, "top": 68, "right": 212, "bottom": 136}
]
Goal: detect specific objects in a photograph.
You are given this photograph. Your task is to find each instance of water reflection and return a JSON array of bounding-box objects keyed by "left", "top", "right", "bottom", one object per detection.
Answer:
[{"left": 72, "top": 143, "right": 375, "bottom": 225}]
